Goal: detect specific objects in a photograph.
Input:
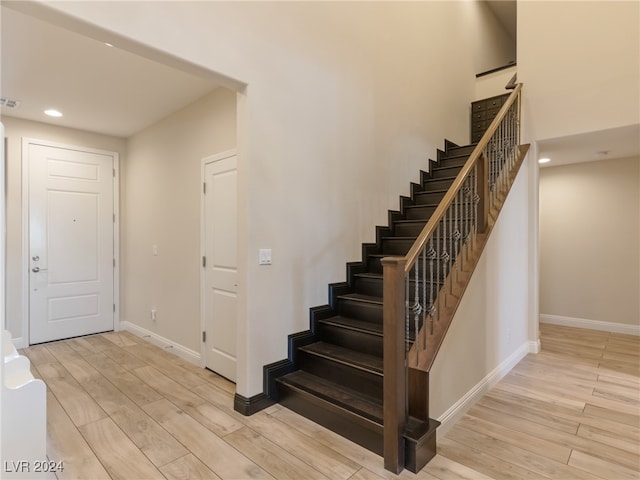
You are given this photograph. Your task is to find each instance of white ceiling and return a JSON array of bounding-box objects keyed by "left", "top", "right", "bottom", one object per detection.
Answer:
[
  {"left": 0, "top": 6, "right": 223, "bottom": 138},
  {"left": 538, "top": 125, "right": 640, "bottom": 168}
]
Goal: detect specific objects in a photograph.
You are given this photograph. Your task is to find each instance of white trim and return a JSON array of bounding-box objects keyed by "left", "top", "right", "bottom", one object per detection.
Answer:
[
  {"left": 528, "top": 338, "right": 541, "bottom": 354},
  {"left": 540, "top": 314, "right": 640, "bottom": 336},
  {"left": 119, "top": 321, "right": 201, "bottom": 366},
  {"left": 200, "top": 149, "right": 238, "bottom": 369},
  {"left": 436, "top": 341, "right": 529, "bottom": 437},
  {"left": 10, "top": 337, "right": 27, "bottom": 350},
  {"left": 21, "top": 138, "right": 120, "bottom": 346}
]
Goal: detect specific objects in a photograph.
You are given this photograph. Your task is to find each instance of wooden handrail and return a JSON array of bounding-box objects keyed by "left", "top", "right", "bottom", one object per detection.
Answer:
[{"left": 402, "top": 83, "right": 522, "bottom": 274}]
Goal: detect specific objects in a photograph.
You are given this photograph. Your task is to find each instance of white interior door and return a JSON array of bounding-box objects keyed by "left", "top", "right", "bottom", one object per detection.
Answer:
[
  {"left": 28, "top": 142, "right": 115, "bottom": 344},
  {"left": 203, "top": 152, "right": 237, "bottom": 382}
]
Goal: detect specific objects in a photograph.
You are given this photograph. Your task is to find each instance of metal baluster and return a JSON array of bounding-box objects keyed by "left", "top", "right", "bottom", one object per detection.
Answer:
[
  {"left": 435, "top": 221, "right": 441, "bottom": 323},
  {"left": 422, "top": 242, "right": 427, "bottom": 350},
  {"left": 464, "top": 178, "right": 470, "bottom": 264},
  {"left": 448, "top": 201, "right": 454, "bottom": 296},
  {"left": 472, "top": 164, "right": 478, "bottom": 248},
  {"left": 454, "top": 190, "right": 460, "bottom": 280},
  {"left": 500, "top": 122, "right": 507, "bottom": 192},
  {"left": 427, "top": 237, "right": 436, "bottom": 334},
  {"left": 413, "top": 258, "right": 420, "bottom": 364},
  {"left": 405, "top": 271, "right": 410, "bottom": 352},
  {"left": 442, "top": 210, "right": 448, "bottom": 308}
]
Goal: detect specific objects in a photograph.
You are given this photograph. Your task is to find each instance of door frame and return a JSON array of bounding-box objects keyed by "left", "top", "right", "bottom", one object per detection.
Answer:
[
  {"left": 199, "top": 148, "right": 237, "bottom": 369},
  {"left": 21, "top": 138, "right": 120, "bottom": 348}
]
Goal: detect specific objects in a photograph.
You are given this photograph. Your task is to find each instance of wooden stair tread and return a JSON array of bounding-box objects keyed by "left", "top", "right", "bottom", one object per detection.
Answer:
[
  {"left": 410, "top": 189, "right": 448, "bottom": 196},
  {"left": 299, "top": 342, "right": 382, "bottom": 374},
  {"left": 382, "top": 236, "right": 417, "bottom": 240},
  {"left": 319, "top": 316, "right": 383, "bottom": 336},
  {"left": 320, "top": 314, "right": 419, "bottom": 343},
  {"left": 337, "top": 293, "right": 382, "bottom": 305},
  {"left": 278, "top": 370, "right": 383, "bottom": 423},
  {"left": 424, "top": 174, "right": 457, "bottom": 181}
]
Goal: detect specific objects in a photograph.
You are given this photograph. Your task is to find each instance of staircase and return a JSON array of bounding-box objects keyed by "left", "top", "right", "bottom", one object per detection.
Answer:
[
  {"left": 264, "top": 140, "right": 475, "bottom": 471},
  {"left": 264, "top": 84, "right": 526, "bottom": 474}
]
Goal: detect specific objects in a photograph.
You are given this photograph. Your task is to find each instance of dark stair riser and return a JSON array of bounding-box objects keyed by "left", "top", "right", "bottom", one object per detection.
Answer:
[
  {"left": 276, "top": 382, "right": 384, "bottom": 455},
  {"left": 381, "top": 237, "right": 465, "bottom": 257},
  {"left": 406, "top": 202, "right": 475, "bottom": 221},
  {"left": 428, "top": 164, "right": 464, "bottom": 179},
  {"left": 317, "top": 320, "right": 382, "bottom": 357},
  {"left": 412, "top": 191, "right": 446, "bottom": 205},
  {"left": 353, "top": 275, "right": 384, "bottom": 297},
  {"left": 367, "top": 254, "right": 455, "bottom": 279},
  {"left": 443, "top": 143, "right": 477, "bottom": 157},
  {"left": 298, "top": 350, "right": 383, "bottom": 399},
  {"left": 422, "top": 177, "right": 456, "bottom": 191},
  {"left": 337, "top": 297, "right": 382, "bottom": 323},
  {"left": 405, "top": 205, "right": 437, "bottom": 220},
  {"left": 354, "top": 274, "right": 444, "bottom": 299},
  {"left": 394, "top": 217, "right": 472, "bottom": 237}
]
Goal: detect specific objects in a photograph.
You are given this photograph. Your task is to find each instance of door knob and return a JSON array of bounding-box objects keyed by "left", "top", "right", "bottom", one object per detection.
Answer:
[{"left": 32, "top": 267, "right": 40, "bottom": 273}]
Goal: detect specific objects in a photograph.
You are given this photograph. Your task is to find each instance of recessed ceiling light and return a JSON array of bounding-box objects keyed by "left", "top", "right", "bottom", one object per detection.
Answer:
[
  {"left": 104, "top": 42, "right": 113, "bottom": 47},
  {"left": 44, "top": 109, "right": 63, "bottom": 118},
  {"left": 538, "top": 157, "right": 551, "bottom": 164}
]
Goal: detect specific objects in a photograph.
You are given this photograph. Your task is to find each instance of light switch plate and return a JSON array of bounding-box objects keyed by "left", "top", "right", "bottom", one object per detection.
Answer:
[{"left": 259, "top": 248, "right": 272, "bottom": 265}]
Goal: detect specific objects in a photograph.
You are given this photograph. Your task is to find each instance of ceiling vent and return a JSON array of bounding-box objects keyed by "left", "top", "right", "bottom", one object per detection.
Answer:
[{"left": 0, "top": 97, "right": 20, "bottom": 109}]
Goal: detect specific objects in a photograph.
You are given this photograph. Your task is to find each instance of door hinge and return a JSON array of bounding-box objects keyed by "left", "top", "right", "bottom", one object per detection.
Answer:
[
  {"left": 113, "top": 168, "right": 116, "bottom": 178},
  {"left": 113, "top": 213, "right": 116, "bottom": 222},
  {"left": 202, "top": 256, "right": 206, "bottom": 268},
  {"left": 203, "top": 182, "right": 206, "bottom": 194},
  {"left": 113, "top": 303, "right": 116, "bottom": 313},
  {"left": 202, "top": 331, "right": 206, "bottom": 342},
  {"left": 113, "top": 258, "right": 116, "bottom": 268}
]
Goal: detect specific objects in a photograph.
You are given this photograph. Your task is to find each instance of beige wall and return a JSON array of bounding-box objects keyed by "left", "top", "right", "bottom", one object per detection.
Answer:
[
  {"left": 466, "top": 0, "right": 516, "bottom": 74},
  {"left": 123, "top": 87, "right": 236, "bottom": 352},
  {"left": 431, "top": 156, "right": 532, "bottom": 424},
  {"left": 540, "top": 157, "right": 640, "bottom": 327},
  {"left": 518, "top": 1, "right": 639, "bottom": 142},
  {"left": 1, "top": 116, "right": 126, "bottom": 344}
]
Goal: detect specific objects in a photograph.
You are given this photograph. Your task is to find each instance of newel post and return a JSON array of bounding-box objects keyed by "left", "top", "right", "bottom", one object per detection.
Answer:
[
  {"left": 476, "top": 154, "right": 490, "bottom": 233},
  {"left": 382, "top": 256, "right": 407, "bottom": 473}
]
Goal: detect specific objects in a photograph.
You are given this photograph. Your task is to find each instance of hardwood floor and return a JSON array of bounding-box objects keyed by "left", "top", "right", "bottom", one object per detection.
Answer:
[{"left": 20, "top": 324, "right": 639, "bottom": 479}]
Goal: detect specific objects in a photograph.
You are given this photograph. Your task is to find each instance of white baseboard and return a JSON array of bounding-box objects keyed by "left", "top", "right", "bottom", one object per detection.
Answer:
[
  {"left": 11, "top": 336, "right": 27, "bottom": 350},
  {"left": 528, "top": 338, "right": 541, "bottom": 354},
  {"left": 540, "top": 314, "right": 640, "bottom": 336},
  {"left": 119, "top": 321, "right": 201, "bottom": 366},
  {"left": 436, "top": 341, "right": 529, "bottom": 437}
]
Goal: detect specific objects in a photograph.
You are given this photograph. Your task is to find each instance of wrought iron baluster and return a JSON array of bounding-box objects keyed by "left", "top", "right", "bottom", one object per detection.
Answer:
[
  {"left": 435, "top": 221, "right": 441, "bottom": 323},
  {"left": 405, "top": 271, "right": 410, "bottom": 352},
  {"left": 472, "top": 164, "right": 478, "bottom": 248},
  {"left": 412, "top": 258, "right": 420, "bottom": 363},
  {"left": 422, "top": 242, "right": 427, "bottom": 350},
  {"left": 427, "top": 237, "right": 436, "bottom": 334},
  {"left": 454, "top": 190, "right": 461, "bottom": 280},
  {"left": 441, "top": 210, "right": 449, "bottom": 307},
  {"left": 448, "top": 201, "right": 454, "bottom": 296}
]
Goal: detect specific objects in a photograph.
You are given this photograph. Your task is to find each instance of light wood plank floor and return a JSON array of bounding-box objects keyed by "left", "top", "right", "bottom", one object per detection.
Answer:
[{"left": 20, "top": 324, "right": 639, "bottom": 479}]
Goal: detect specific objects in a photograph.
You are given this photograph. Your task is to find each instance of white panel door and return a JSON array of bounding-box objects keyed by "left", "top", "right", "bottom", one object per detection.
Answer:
[
  {"left": 203, "top": 153, "right": 237, "bottom": 382},
  {"left": 28, "top": 143, "right": 115, "bottom": 344}
]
